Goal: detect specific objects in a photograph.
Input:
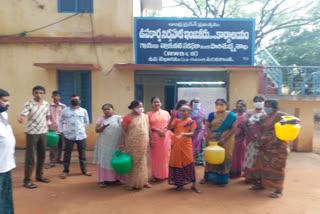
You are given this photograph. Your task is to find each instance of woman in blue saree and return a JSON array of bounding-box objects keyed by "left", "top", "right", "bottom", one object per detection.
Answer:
[{"left": 200, "top": 99, "right": 237, "bottom": 186}]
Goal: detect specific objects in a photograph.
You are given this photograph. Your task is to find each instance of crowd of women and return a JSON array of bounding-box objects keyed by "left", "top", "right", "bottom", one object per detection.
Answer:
[{"left": 93, "top": 96, "right": 299, "bottom": 198}]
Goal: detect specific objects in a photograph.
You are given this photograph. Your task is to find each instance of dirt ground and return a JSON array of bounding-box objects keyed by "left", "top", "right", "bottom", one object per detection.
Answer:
[{"left": 11, "top": 150, "right": 320, "bottom": 214}]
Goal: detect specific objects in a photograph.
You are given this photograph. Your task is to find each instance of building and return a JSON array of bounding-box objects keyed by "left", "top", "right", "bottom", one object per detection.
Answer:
[{"left": 0, "top": 0, "right": 315, "bottom": 151}]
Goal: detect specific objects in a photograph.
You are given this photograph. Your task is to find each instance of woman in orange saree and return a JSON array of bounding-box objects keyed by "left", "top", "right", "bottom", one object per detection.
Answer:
[
  {"left": 168, "top": 105, "right": 200, "bottom": 193},
  {"left": 147, "top": 97, "right": 172, "bottom": 181},
  {"left": 122, "top": 100, "right": 153, "bottom": 190}
]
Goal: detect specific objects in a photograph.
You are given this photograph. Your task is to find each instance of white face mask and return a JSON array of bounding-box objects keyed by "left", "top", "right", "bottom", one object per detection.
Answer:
[
  {"left": 135, "top": 107, "right": 144, "bottom": 114},
  {"left": 253, "top": 102, "right": 264, "bottom": 109},
  {"left": 192, "top": 103, "right": 201, "bottom": 110}
]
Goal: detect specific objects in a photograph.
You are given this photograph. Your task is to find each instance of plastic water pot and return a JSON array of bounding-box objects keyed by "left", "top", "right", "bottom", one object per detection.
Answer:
[
  {"left": 204, "top": 141, "right": 225, "bottom": 164},
  {"left": 46, "top": 130, "right": 59, "bottom": 147},
  {"left": 275, "top": 116, "right": 301, "bottom": 141},
  {"left": 111, "top": 151, "right": 132, "bottom": 174}
]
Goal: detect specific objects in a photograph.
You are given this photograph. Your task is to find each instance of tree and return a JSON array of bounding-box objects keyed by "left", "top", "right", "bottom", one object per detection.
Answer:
[
  {"left": 160, "top": 0, "right": 320, "bottom": 48},
  {"left": 267, "top": 28, "right": 320, "bottom": 66}
]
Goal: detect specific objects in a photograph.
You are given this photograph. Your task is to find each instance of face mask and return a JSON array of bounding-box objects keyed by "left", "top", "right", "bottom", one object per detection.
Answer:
[
  {"left": 215, "top": 105, "right": 226, "bottom": 112},
  {"left": 253, "top": 102, "right": 264, "bottom": 109},
  {"left": 236, "top": 108, "right": 245, "bottom": 113},
  {"left": 0, "top": 104, "right": 8, "bottom": 113},
  {"left": 264, "top": 107, "right": 273, "bottom": 115},
  {"left": 192, "top": 103, "right": 201, "bottom": 110},
  {"left": 71, "top": 100, "right": 80, "bottom": 106},
  {"left": 135, "top": 107, "right": 144, "bottom": 114}
]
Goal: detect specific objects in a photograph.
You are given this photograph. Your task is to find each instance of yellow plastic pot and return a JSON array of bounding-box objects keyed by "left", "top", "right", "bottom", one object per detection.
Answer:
[
  {"left": 274, "top": 116, "right": 301, "bottom": 141},
  {"left": 204, "top": 141, "right": 225, "bottom": 164}
]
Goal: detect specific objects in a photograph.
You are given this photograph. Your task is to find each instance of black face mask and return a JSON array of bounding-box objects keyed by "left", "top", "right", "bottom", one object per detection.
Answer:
[
  {"left": 70, "top": 100, "right": 80, "bottom": 106},
  {"left": 0, "top": 104, "right": 8, "bottom": 113},
  {"left": 236, "top": 108, "right": 245, "bottom": 113}
]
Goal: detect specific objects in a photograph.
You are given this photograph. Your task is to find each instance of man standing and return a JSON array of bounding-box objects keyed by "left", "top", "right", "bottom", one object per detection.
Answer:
[
  {"left": 58, "top": 94, "right": 91, "bottom": 179},
  {"left": 0, "top": 89, "right": 15, "bottom": 214},
  {"left": 46, "top": 91, "right": 66, "bottom": 168},
  {"left": 17, "top": 85, "right": 51, "bottom": 189}
]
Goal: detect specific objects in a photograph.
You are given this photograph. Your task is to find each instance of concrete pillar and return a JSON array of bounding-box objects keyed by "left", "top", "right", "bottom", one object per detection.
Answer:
[{"left": 295, "top": 107, "right": 314, "bottom": 152}]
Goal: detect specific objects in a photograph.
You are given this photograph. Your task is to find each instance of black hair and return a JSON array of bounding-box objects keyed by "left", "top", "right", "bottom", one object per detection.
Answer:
[
  {"left": 236, "top": 99, "right": 246, "bottom": 108},
  {"left": 215, "top": 98, "right": 228, "bottom": 105},
  {"left": 0, "top": 89, "right": 10, "bottom": 97},
  {"left": 253, "top": 96, "right": 265, "bottom": 102},
  {"left": 128, "top": 100, "right": 142, "bottom": 109},
  {"left": 265, "top": 100, "right": 279, "bottom": 110},
  {"left": 70, "top": 94, "right": 80, "bottom": 98},
  {"left": 32, "top": 85, "right": 46, "bottom": 93},
  {"left": 150, "top": 96, "right": 161, "bottom": 103},
  {"left": 190, "top": 98, "right": 200, "bottom": 106},
  {"left": 52, "top": 90, "right": 60, "bottom": 96},
  {"left": 175, "top": 99, "right": 188, "bottom": 110},
  {"left": 102, "top": 103, "right": 114, "bottom": 110}
]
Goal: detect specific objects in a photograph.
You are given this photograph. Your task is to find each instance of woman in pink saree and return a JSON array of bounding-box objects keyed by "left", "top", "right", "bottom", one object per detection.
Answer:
[{"left": 147, "top": 97, "right": 172, "bottom": 181}]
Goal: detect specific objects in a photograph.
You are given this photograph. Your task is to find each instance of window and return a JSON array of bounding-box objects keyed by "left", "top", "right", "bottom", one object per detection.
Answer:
[
  {"left": 58, "top": 0, "right": 93, "bottom": 13},
  {"left": 58, "top": 70, "right": 92, "bottom": 122}
]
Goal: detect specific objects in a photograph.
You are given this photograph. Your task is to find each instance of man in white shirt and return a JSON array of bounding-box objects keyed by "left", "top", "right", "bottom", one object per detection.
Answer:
[
  {"left": 58, "top": 94, "right": 91, "bottom": 179},
  {"left": 0, "top": 89, "right": 15, "bottom": 214}
]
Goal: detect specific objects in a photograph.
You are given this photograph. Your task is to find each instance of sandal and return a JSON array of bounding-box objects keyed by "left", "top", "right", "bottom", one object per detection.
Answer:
[
  {"left": 269, "top": 192, "right": 282, "bottom": 198},
  {"left": 36, "top": 177, "right": 51, "bottom": 183},
  {"left": 23, "top": 182, "right": 38, "bottom": 189},
  {"left": 249, "top": 185, "right": 265, "bottom": 190},
  {"left": 191, "top": 186, "right": 201, "bottom": 193}
]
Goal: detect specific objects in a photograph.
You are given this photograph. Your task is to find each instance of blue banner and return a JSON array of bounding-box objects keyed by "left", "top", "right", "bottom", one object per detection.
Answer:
[{"left": 134, "top": 17, "right": 255, "bottom": 65}]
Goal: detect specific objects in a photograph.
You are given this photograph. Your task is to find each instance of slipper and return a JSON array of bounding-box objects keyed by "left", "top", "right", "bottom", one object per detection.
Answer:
[
  {"left": 60, "top": 172, "right": 68, "bottom": 179},
  {"left": 45, "top": 164, "right": 55, "bottom": 169},
  {"left": 125, "top": 186, "right": 135, "bottom": 191},
  {"left": 99, "top": 182, "right": 107, "bottom": 188},
  {"left": 82, "top": 171, "right": 92, "bottom": 176},
  {"left": 199, "top": 179, "right": 207, "bottom": 184},
  {"left": 175, "top": 186, "right": 184, "bottom": 191},
  {"left": 36, "top": 177, "right": 51, "bottom": 183},
  {"left": 269, "top": 192, "right": 282, "bottom": 198},
  {"left": 191, "top": 186, "right": 201, "bottom": 193},
  {"left": 144, "top": 183, "right": 152, "bottom": 188},
  {"left": 23, "top": 182, "right": 38, "bottom": 189},
  {"left": 249, "top": 185, "right": 265, "bottom": 190}
]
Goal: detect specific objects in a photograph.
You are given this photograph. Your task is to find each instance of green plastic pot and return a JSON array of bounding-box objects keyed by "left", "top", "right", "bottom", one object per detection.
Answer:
[
  {"left": 111, "top": 151, "right": 132, "bottom": 174},
  {"left": 46, "top": 130, "right": 59, "bottom": 147}
]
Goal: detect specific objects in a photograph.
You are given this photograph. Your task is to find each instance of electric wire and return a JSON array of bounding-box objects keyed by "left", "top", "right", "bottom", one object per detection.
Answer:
[
  {"left": 89, "top": 14, "right": 114, "bottom": 77},
  {"left": 0, "top": 13, "right": 80, "bottom": 38}
]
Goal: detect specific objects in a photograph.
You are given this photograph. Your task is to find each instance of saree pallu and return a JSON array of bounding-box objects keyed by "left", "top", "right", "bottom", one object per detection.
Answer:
[
  {"left": 230, "top": 113, "right": 247, "bottom": 178},
  {"left": 124, "top": 114, "right": 149, "bottom": 189},
  {"left": 243, "top": 110, "right": 265, "bottom": 180},
  {"left": 250, "top": 111, "right": 288, "bottom": 191},
  {"left": 168, "top": 118, "right": 197, "bottom": 187},
  {"left": 191, "top": 109, "right": 206, "bottom": 165},
  {"left": 206, "top": 111, "right": 236, "bottom": 185},
  {"left": 0, "top": 171, "right": 14, "bottom": 214},
  {"left": 148, "top": 110, "right": 172, "bottom": 179}
]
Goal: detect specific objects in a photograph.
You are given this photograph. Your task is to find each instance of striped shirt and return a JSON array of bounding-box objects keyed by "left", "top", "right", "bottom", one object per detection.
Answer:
[
  {"left": 21, "top": 99, "right": 50, "bottom": 134},
  {"left": 58, "top": 106, "right": 89, "bottom": 140},
  {"left": 48, "top": 102, "right": 66, "bottom": 132}
]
